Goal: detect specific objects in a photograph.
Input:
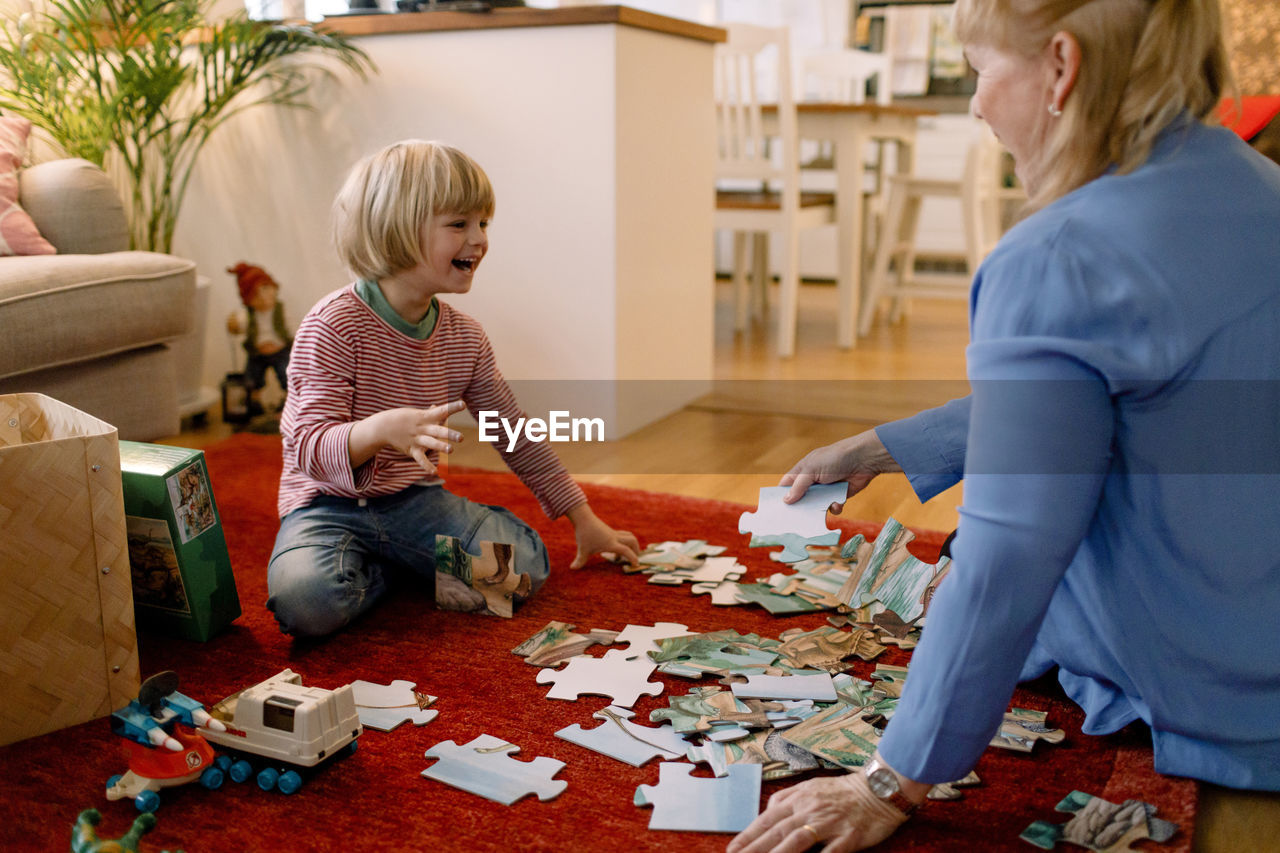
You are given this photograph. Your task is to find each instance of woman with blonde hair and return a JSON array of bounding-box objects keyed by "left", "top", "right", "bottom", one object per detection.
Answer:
[{"left": 731, "top": 1, "right": 1280, "bottom": 850}]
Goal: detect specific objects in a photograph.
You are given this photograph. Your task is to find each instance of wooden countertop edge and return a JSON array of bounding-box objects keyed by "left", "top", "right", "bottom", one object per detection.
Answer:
[{"left": 320, "top": 4, "right": 726, "bottom": 43}]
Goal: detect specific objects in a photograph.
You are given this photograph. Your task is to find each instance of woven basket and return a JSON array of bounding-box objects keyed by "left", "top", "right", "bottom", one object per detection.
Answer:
[{"left": 0, "top": 393, "right": 140, "bottom": 745}]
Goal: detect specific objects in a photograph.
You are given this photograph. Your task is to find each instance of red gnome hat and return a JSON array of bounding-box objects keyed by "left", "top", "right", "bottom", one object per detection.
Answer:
[{"left": 227, "top": 262, "right": 275, "bottom": 306}]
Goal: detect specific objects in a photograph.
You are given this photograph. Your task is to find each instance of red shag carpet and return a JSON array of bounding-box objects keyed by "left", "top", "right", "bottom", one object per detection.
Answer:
[{"left": 0, "top": 433, "right": 1197, "bottom": 853}]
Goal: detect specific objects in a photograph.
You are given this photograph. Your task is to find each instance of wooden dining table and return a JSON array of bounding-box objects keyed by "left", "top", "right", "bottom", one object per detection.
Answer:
[{"left": 764, "top": 101, "right": 937, "bottom": 346}]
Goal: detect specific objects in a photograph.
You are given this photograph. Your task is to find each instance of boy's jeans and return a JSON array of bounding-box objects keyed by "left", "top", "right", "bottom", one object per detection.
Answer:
[{"left": 266, "top": 484, "right": 550, "bottom": 637}]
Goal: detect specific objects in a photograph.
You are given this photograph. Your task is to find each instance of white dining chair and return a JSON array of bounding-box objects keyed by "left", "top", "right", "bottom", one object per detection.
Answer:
[
  {"left": 715, "top": 22, "right": 837, "bottom": 358},
  {"left": 857, "top": 127, "right": 1024, "bottom": 335}
]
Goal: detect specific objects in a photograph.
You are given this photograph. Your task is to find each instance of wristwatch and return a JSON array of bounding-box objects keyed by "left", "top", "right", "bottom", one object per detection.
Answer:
[{"left": 863, "top": 758, "right": 919, "bottom": 817}]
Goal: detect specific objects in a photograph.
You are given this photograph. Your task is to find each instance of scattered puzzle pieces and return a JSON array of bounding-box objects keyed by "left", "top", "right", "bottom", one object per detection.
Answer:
[
  {"left": 512, "top": 621, "right": 620, "bottom": 667},
  {"left": 421, "top": 734, "right": 567, "bottom": 805},
  {"left": 536, "top": 649, "right": 664, "bottom": 708},
  {"left": 556, "top": 705, "right": 689, "bottom": 767},
  {"left": 1020, "top": 790, "right": 1179, "bottom": 852},
  {"left": 350, "top": 679, "right": 438, "bottom": 731},
  {"left": 634, "top": 762, "right": 762, "bottom": 832}
]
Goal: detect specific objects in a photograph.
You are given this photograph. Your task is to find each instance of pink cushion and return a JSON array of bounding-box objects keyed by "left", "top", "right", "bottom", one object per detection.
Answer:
[{"left": 0, "top": 116, "right": 56, "bottom": 257}]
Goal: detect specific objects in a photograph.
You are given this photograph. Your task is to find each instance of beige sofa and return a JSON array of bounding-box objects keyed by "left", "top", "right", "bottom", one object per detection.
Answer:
[{"left": 0, "top": 159, "right": 196, "bottom": 440}]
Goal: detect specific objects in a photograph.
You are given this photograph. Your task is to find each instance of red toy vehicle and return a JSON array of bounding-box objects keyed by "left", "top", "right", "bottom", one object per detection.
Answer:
[{"left": 105, "top": 672, "right": 227, "bottom": 812}]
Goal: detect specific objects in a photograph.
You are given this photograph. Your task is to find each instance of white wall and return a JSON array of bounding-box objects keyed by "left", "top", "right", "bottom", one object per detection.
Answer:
[{"left": 171, "top": 19, "right": 715, "bottom": 435}]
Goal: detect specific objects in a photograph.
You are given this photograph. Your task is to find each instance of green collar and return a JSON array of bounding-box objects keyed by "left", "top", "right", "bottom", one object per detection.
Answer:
[{"left": 355, "top": 279, "right": 438, "bottom": 340}]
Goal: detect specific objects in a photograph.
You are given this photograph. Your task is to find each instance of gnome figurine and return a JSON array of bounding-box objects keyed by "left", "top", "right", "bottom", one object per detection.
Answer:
[{"left": 226, "top": 262, "right": 292, "bottom": 414}]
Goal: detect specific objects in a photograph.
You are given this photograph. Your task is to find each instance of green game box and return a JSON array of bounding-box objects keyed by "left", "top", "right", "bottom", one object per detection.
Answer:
[{"left": 119, "top": 441, "right": 241, "bottom": 641}]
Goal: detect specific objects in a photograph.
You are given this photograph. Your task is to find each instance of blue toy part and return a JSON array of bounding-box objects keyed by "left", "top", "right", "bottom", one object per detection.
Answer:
[
  {"left": 110, "top": 703, "right": 169, "bottom": 748},
  {"left": 229, "top": 759, "right": 254, "bottom": 783},
  {"left": 256, "top": 767, "right": 280, "bottom": 792},
  {"left": 134, "top": 790, "right": 161, "bottom": 813},
  {"left": 277, "top": 770, "right": 303, "bottom": 795},
  {"left": 199, "top": 766, "right": 225, "bottom": 790},
  {"left": 159, "top": 690, "right": 210, "bottom": 728}
]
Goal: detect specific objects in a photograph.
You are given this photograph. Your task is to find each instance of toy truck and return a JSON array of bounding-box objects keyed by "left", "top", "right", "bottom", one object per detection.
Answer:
[{"left": 201, "top": 668, "right": 362, "bottom": 794}]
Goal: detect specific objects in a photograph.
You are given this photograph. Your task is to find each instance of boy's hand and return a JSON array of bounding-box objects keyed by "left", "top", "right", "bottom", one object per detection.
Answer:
[
  {"left": 566, "top": 503, "right": 639, "bottom": 569},
  {"left": 349, "top": 400, "right": 467, "bottom": 473}
]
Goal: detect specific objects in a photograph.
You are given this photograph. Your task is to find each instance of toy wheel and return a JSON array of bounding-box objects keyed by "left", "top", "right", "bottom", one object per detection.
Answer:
[
  {"left": 200, "top": 766, "right": 225, "bottom": 790},
  {"left": 346, "top": 740, "right": 359, "bottom": 756},
  {"left": 135, "top": 790, "right": 161, "bottom": 813},
  {"left": 214, "top": 755, "right": 233, "bottom": 773},
  {"left": 277, "top": 770, "right": 303, "bottom": 795},
  {"left": 230, "top": 759, "right": 254, "bottom": 784},
  {"left": 256, "top": 767, "right": 280, "bottom": 792}
]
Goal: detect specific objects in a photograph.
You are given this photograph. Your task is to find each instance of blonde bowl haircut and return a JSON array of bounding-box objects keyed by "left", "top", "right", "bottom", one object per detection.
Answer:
[
  {"left": 954, "top": 0, "right": 1232, "bottom": 211},
  {"left": 332, "top": 140, "right": 496, "bottom": 281}
]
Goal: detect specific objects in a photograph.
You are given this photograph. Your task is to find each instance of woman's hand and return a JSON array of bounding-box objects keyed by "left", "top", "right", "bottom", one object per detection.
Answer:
[
  {"left": 779, "top": 429, "right": 901, "bottom": 512},
  {"left": 728, "top": 772, "right": 910, "bottom": 853},
  {"left": 566, "top": 502, "right": 640, "bottom": 569},
  {"left": 348, "top": 400, "right": 467, "bottom": 474}
]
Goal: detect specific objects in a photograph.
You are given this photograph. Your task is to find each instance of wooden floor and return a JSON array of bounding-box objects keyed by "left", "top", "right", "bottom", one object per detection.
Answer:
[{"left": 174, "top": 279, "right": 1277, "bottom": 851}]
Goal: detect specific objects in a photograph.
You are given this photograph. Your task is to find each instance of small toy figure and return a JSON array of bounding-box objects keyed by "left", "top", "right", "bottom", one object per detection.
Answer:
[
  {"left": 71, "top": 809, "right": 181, "bottom": 853},
  {"left": 226, "top": 262, "right": 292, "bottom": 414},
  {"left": 106, "top": 672, "right": 228, "bottom": 812}
]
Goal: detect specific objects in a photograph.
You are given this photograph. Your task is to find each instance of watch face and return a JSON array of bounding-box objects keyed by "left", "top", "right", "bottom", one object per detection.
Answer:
[{"left": 867, "top": 766, "right": 898, "bottom": 798}]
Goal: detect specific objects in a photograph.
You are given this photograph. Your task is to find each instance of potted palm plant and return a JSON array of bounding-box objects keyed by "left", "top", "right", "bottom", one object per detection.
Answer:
[{"left": 0, "top": 0, "right": 374, "bottom": 253}]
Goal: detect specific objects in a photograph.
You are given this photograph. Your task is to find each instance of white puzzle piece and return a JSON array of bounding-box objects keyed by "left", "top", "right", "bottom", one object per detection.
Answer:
[
  {"left": 634, "top": 762, "right": 762, "bottom": 832},
  {"left": 350, "top": 679, "right": 439, "bottom": 731},
  {"left": 421, "top": 734, "right": 566, "bottom": 805},
  {"left": 535, "top": 649, "right": 664, "bottom": 707},
  {"left": 613, "top": 622, "right": 692, "bottom": 660},
  {"left": 739, "top": 484, "right": 846, "bottom": 540},
  {"left": 691, "top": 580, "right": 747, "bottom": 606},
  {"left": 555, "top": 705, "right": 689, "bottom": 767},
  {"left": 730, "top": 673, "right": 838, "bottom": 703}
]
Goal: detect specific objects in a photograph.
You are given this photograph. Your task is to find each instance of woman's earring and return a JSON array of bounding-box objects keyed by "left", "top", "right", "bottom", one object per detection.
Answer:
[{"left": 1048, "top": 102, "right": 1063, "bottom": 117}]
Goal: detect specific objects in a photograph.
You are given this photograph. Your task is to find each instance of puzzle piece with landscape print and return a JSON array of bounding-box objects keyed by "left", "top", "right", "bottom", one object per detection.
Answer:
[
  {"left": 350, "top": 679, "right": 438, "bottom": 731},
  {"left": 612, "top": 622, "right": 692, "bottom": 659},
  {"left": 837, "top": 518, "right": 950, "bottom": 624},
  {"left": 555, "top": 705, "right": 689, "bottom": 767},
  {"left": 421, "top": 734, "right": 566, "bottom": 805},
  {"left": 1020, "top": 790, "right": 1179, "bottom": 852},
  {"left": 647, "top": 555, "right": 747, "bottom": 586},
  {"left": 739, "top": 485, "right": 845, "bottom": 561},
  {"left": 990, "top": 707, "right": 1066, "bottom": 752},
  {"left": 511, "top": 620, "right": 620, "bottom": 667},
  {"left": 434, "top": 536, "right": 529, "bottom": 618}
]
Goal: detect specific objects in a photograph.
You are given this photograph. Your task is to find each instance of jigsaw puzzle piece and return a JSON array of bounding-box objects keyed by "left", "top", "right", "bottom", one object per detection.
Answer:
[
  {"left": 613, "top": 622, "right": 692, "bottom": 659},
  {"left": 434, "top": 536, "right": 530, "bottom": 618},
  {"left": 512, "top": 621, "right": 620, "bottom": 667},
  {"left": 739, "top": 484, "right": 846, "bottom": 540},
  {"left": 1020, "top": 790, "right": 1179, "bottom": 852},
  {"left": 691, "top": 580, "right": 747, "bottom": 605},
  {"left": 634, "top": 762, "right": 762, "bottom": 833},
  {"left": 734, "top": 582, "right": 826, "bottom": 615},
  {"left": 421, "top": 734, "right": 566, "bottom": 805},
  {"left": 990, "top": 708, "right": 1066, "bottom": 752},
  {"left": 350, "top": 679, "right": 438, "bottom": 731},
  {"left": 730, "top": 673, "right": 838, "bottom": 703},
  {"left": 555, "top": 706, "right": 689, "bottom": 767},
  {"left": 754, "top": 532, "right": 841, "bottom": 562},
  {"left": 535, "top": 649, "right": 664, "bottom": 708}
]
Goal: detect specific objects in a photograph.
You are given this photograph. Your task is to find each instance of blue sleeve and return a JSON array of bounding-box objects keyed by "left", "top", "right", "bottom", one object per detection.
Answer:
[
  {"left": 874, "top": 397, "right": 971, "bottom": 502},
  {"left": 878, "top": 236, "right": 1116, "bottom": 783}
]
